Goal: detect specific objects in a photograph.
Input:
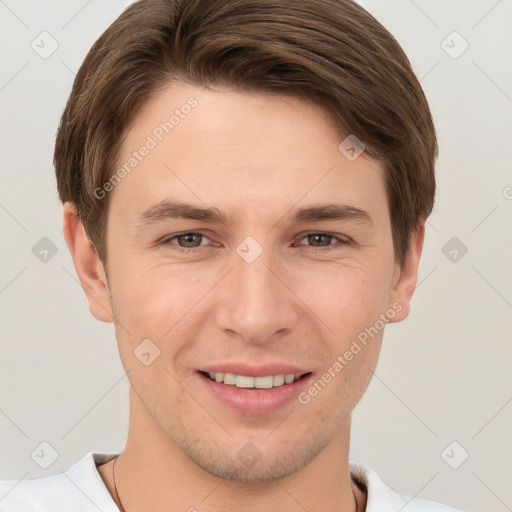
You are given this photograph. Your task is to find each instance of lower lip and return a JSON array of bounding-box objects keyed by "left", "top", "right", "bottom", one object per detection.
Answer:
[{"left": 198, "top": 372, "right": 312, "bottom": 416}]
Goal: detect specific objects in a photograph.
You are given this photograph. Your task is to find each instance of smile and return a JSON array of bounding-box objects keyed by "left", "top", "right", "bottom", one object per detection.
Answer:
[
  {"left": 198, "top": 369, "right": 313, "bottom": 415},
  {"left": 202, "top": 371, "right": 305, "bottom": 389}
]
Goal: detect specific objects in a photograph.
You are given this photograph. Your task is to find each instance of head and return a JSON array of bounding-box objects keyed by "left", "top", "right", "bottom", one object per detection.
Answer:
[{"left": 56, "top": 0, "right": 436, "bottom": 482}]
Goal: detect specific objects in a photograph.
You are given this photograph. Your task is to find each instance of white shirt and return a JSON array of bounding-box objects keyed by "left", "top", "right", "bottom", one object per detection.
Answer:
[{"left": 0, "top": 452, "right": 465, "bottom": 511}]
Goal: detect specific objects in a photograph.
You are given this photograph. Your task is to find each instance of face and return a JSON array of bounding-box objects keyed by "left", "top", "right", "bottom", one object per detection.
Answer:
[{"left": 75, "top": 82, "right": 416, "bottom": 482}]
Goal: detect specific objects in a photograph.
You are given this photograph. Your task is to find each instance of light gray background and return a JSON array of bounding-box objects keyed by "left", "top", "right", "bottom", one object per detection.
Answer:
[{"left": 0, "top": 1, "right": 511, "bottom": 511}]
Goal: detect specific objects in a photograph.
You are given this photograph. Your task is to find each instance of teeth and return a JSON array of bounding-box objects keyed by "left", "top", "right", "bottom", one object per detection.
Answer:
[
  {"left": 284, "top": 374, "right": 295, "bottom": 384},
  {"left": 205, "top": 372, "right": 301, "bottom": 389},
  {"left": 255, "top": 375, "right": 273, "bottom": 389},
  {"left": 223, "top": 373, "right": 236, "bottom": 385},
  {"left": 235, "top": 375, "right": 255, "bottom": 388},
  {"left": 273, "top": 374, "right": 285, "bottom": 387}
]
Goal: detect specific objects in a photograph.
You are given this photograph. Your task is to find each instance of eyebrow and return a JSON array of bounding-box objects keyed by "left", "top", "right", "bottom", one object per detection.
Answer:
[
  {"left": 289, "top": 203, "right": 372, "bottom": 226},
  {"left": 134, "top": 198, "right": 373, "bottom": 227}
]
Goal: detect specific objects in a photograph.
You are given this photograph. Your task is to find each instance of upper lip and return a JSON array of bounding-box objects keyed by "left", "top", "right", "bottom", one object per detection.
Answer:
[{"left": 198, "top": 363, "right": 310, "bottom": 377}]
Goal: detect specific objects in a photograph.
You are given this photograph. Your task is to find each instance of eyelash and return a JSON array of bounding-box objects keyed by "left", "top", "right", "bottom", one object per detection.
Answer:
[{"left": 161, "top": 231, "right": 350, "bottom": 254}]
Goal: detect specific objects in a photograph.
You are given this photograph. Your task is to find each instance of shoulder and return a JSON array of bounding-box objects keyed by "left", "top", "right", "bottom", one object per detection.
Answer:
[
  {"left": 0, "top": 471, "right": 73, "bottom": 511},
  {"left": 0, "top": 452, "right": 119, "bottom": 512},
  {"left": 350, "top": 463, "right": 467, "bottom": 512}
]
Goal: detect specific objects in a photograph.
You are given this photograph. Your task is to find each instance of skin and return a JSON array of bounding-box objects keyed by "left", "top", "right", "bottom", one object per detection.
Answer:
[{"left": 63, "top": 82, "right": 424, "bottom": 511}]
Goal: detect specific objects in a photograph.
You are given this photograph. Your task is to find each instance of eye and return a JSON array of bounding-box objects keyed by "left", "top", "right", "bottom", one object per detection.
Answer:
[
  {"left": 295, "top": 233, "right": 350, "bottom": 251},
  {"left": 161, "top": 232, "right": 212, "bottom": 253},
  {"left": 160, "top": 231, "right": 350, "bottom": 255}
]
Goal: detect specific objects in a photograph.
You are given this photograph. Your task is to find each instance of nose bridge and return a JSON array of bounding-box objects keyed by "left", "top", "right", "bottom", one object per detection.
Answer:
[
  {"left": 215, "top": 237, "right": 298, "bottom": 343},
  {"left": 232, "top": 240, "right": 281, "bottom": 318},
  {"left": 236, "top": 246, "right": 277, "bottom": 307}
]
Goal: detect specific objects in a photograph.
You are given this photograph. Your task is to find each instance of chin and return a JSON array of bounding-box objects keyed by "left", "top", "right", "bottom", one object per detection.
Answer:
[{"left": 178, "top": 433, "right": 329, "bottom": 483}]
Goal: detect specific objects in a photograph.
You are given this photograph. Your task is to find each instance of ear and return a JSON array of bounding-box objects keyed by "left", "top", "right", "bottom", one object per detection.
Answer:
[
  {"left": 62, "top": 202, "right": 114, "bottom": 323},
  {"left": 386, "top": 224, "right": 425, "bottom": 323}
]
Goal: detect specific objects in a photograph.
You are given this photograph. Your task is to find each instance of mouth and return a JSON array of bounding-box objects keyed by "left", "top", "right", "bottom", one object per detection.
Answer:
[
  {"left": 196, "top": 368, "right": 313, "bottom": 415},
  {"left": 199, "top": 371, "right": 310, "bottom": 389}
]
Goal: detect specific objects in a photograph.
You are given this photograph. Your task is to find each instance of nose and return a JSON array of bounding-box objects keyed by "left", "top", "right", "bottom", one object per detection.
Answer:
[{"left": 214, "top": 244, "right": 300, "bottom": 345}]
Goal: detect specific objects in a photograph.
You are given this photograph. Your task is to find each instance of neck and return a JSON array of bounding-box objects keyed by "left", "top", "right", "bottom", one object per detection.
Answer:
[{"left": 101, "top": 387, "right": 363, "bottom": 512}]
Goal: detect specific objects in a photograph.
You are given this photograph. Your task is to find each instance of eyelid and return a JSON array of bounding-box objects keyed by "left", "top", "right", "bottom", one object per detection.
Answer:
[
  {"left": 296, "top": 232, "right": 351, "bottom": 245},
  {"left": 161, "top": 231, "right": 213, "bottom": 248},
  {"left": 160, "top": 231, "right": 351, "bottom": 253}
]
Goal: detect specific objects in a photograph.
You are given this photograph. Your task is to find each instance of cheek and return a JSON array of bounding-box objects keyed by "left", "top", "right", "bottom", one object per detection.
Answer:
[
  {"left": 294, "top": 261, "right": 390, "bottom": 404},
  {"left": 295, "top": 261, "right": 391, "bottom": 338},
  {"left": 111, "top": 266, "right": 203, "bottom": 399},
  {"left": 301, "top": 328, "right": 383, "bottom": 418},
  {"left": 111, "top": 263, "right": 216, "bottom": 360}
]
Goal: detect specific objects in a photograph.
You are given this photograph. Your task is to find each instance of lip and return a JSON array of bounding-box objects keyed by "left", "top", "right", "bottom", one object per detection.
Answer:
[
  {"left": 198, "top": 363, "right": 310, "bottom": 377},
  {"left": 197, "top": 368, "right": 313, "bottom": 416}
]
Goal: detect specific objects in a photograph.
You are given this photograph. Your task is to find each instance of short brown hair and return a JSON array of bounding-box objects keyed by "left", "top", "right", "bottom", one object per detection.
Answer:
[{"left": 54, "top": 0, "right": 437, "bottom": 266}]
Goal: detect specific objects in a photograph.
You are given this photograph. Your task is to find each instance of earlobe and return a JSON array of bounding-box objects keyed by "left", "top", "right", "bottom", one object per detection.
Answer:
[
  {"left": 62, "top": 202, "right": 114, "bottom": 323},
  {"left": 387, "top": 224, "right": 425, "bottom": 323}
]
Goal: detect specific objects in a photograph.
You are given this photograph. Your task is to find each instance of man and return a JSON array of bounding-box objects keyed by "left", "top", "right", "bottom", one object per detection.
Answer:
[{"left": 0, "top": 0, "right": 465, "bottom": 510}]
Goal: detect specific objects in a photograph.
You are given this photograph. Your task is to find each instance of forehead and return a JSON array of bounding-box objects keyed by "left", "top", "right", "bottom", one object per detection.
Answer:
[{"left": 110, "top": 82, "right": 388, "bottom": 224}]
